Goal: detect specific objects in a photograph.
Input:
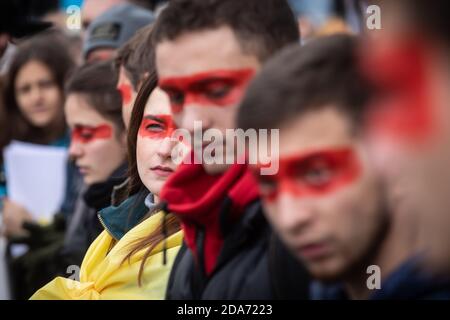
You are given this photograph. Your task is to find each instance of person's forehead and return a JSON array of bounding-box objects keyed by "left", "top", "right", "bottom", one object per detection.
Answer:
[
  {"left": 117, "top": 66, "right": 131, "bottom": 84},
  {"left": 278, "top": 108, "right": 355, "bottom": 157},
  {"left": 156, "top": 26, "right": 260, "bottom": 77},
  {"left": 65, "top": 94, "right": 106, "bottom": 124},
  {"left": 16, "top": 60, "right": 51, "bottom": 79},
  {"left": 144, "top": 88, "right": 171, "bottom": 115}
]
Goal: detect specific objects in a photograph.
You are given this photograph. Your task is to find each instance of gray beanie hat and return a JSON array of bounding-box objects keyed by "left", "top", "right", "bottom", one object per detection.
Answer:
[{"left": 83, "top": 3, "right": 155, "bottom": 59}]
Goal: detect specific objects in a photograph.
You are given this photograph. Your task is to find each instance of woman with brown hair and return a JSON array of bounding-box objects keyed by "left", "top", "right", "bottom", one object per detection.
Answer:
[
  {"left": 31, "top": 71, "right": 184, "bottom": 299},
  {"left": 0, "top": 31, "right": 76, "bottom": 236}
]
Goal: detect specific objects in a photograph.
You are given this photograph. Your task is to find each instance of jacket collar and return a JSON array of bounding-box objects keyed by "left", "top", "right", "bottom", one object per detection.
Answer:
[{"left": 98, "top": 190, "right": 150, "bottom": 240}]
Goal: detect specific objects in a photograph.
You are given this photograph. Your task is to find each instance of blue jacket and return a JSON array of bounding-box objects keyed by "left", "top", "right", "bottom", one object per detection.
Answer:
[{"left": 311, "top": 256, "right": 450, "bottom": 300}]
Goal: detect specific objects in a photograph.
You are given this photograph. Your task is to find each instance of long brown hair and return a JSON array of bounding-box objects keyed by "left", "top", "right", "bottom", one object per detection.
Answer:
[
  {"left": 122, "top": 73, "right": 181, "bottom": 286},
  {"left": 1, "top": 31, "right": 75, "bottom": 153}
]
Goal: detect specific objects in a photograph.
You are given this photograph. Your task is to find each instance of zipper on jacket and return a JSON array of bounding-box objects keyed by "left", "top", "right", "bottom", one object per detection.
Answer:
[
  {"left": 192, "top": 224, "right": 208, "bottom": 299},
  {"left": 97, "top": 213, "right": 118, "bottom": 241}
]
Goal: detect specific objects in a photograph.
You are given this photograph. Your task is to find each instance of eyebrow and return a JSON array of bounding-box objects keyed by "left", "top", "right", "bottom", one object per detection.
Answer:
[
  {"left": 143, "top": 115, "right": 165, "bottom": 124},
  {"left": 159, "top": 69, "right": 254, "bottom": 86}
]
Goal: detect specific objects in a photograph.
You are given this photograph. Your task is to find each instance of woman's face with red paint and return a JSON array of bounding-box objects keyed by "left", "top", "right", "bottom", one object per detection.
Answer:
[
  {"left": 136, "top": 88, "right": 182, "bottom": 197},
  {"left": 65, "top": 94, "right": 126, "bottom": 185},
  {"left": 117, "top": 66, "right": 138, "bottom": 129},
  {"left": 252, "top": 108, "right": 386, "bottom": 281}
]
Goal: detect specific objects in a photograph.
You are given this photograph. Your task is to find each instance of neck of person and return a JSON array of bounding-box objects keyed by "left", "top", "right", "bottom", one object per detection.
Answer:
[
  {"left": 344, "top": 208, "right": 419, "bottom": 300},
  {"left": 153, "top": 194, "right": 160, "bottom": 205},
  {"left": 44, "top": 112, "right": 67, "bottom": 143}
]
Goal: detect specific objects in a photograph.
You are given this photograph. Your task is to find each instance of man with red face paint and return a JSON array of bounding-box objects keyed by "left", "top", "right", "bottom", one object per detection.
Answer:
[
  {"left": 361, "top": 1, "right": 450, "bottom": 277},
  {"left": 153, "top": 0, "right": 310, "bottom": 299},
  {"left": 115, "top": 25, "right": 155, "bottom": 130},
  {"left": 238, "top": 35, "right": 450, "bottom": 299}
]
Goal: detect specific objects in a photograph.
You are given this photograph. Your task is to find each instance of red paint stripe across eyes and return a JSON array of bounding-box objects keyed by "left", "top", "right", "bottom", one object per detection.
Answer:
[
  {"left": 360, "top": 38, "right": 435, "bottom": 146},
  {"left": 71, "top": 124, "right": 113, "bottom": 144},
  {"left": 118, "top": 83, "right": 133, "bottom": 106},
  {"left": 138, "top": 114, "right": 177, "bottom": 139},
  {"left": 158, "top": 68, "right": 255, "bottom": 114},
  {"left": 251, "top": 148, "right": 361, "bottom": 202}
]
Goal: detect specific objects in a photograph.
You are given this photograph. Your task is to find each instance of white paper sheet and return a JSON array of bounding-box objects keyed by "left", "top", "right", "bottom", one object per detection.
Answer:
[{"left": 3, "top": 141, "right": 68, "bottom": 223}]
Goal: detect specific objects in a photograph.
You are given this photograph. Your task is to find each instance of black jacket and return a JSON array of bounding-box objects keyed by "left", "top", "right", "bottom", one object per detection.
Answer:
[{"left": 166, "top": 201, "right": 310, "bottom": 300}]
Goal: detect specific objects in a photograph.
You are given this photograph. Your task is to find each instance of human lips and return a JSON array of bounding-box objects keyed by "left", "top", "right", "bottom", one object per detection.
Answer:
[
  {"left": 296, "top": 240, "right": 331, "bottom": 261},
  {"left": 31, "top": 104, "right": 51, "bottom": 113},
  {"left": 77, "top": 165, "right": 90, "bottom": 175},
  {"left": 150, "top": 165, "right": 174, "bottom": 177}
]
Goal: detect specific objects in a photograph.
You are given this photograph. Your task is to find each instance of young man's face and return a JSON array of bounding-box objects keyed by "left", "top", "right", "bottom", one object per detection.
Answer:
[
  {"left": 252, "top": 108, "right": 387, "bottom": 281},
  {"left": 117, "top": 66, "right": 138, "bottom": 129},
  {"left": 156, "top": 26, "right": 261, "bottom": 174}
]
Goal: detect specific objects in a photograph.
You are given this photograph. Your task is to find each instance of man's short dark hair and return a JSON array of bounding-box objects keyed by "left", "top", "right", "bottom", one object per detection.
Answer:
[
  {"left": 237, "top": 34, "right": 371, "bottom": 133},
  {"left": 152, "top": 0, "right": 300, "bottom": 62}
]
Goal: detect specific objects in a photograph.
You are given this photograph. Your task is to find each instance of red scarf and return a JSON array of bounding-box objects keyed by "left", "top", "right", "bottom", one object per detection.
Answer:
[{"left": 160, "top": 160, "right": 260, "bottom": 275}]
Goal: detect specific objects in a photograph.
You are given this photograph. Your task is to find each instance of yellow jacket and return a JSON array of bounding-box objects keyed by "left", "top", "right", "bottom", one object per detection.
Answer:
[{"left": 31, "top": 211, "right": 182, "bottom": 300}]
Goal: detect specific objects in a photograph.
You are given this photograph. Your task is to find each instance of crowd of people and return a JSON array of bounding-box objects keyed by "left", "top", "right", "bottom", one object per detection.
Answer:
[{"left": 0, "top": 0, "right": 449, "bottom": 300}]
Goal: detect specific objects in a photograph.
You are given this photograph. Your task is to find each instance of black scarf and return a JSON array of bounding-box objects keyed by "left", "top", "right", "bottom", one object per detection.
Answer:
[{"left": 83, "top": 163, "right": 128, "bottom": 211}]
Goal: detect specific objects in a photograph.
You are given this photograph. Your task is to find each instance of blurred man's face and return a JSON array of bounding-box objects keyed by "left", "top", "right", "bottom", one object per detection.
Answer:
[
  {"left": 156, "top": 26, "right": 260, "bottom": 174},
  {"left": 361, "top": 4, "right": 450, "bottom": 273},
  {"left": 252, "top": 108, "right": 386, "bottom": 281}
]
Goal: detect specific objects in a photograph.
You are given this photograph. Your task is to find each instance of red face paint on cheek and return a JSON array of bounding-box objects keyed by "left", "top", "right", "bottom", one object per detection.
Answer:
[
  {"left": 71, "top": 124, "right": 113, "bottom": 144},
  {"left": 253, "top": 148, "right": 362, "bottom": 202},
  {"left": 361, "top": 38, "right": 435, "bottom": 146},
  {"left": 138, "top": 114, "right": 176, "bottom": 139},
  {"left": 118, "top": 83, "right": 133, "bottom": 105},
  {"left": 159, "top": 68, "right": 255, "bottom": 114}
]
